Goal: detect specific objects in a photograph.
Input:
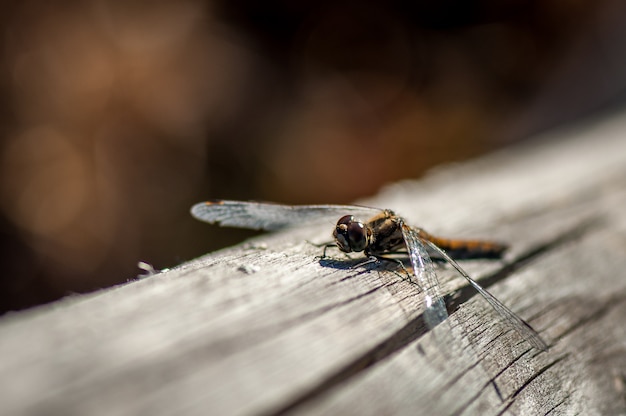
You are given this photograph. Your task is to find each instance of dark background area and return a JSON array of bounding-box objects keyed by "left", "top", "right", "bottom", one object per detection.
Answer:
[{"left": 1, "top": 0, "right": 625, "bottom": 314}]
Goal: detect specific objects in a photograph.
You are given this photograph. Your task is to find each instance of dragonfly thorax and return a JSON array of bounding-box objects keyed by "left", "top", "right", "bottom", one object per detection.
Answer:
[{"left": 333, "top": 215, "right": 373, "bottom": 253}]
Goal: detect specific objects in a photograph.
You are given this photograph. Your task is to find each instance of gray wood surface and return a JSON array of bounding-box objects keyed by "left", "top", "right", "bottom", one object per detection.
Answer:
[{"left": 2, "top": 109, "right": 626, "bottom": 416}]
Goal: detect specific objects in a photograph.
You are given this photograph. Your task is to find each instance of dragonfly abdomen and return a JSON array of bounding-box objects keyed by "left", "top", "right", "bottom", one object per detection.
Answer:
[{"left": 422, "top": 233, "right": 508, "bottom": 259}]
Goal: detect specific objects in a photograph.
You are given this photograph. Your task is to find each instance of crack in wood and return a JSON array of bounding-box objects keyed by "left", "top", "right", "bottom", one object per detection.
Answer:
[
  {"left": 448, "top": 376, "right": 504, "bottom": 416},
  {"left": 447, "top": 344, "right": 535, "bottom": 414},
  {"left": 492, "top": 380, "right": 504, "bottom": 403},
  {"left": 544, "top": 392, "right": 572, "bottom": 415},
  {"left": 496, "top": 355, "right": 569, "bottom": 416},
  {"left": 439, "top": 361, "right": 496, "bottom": 415}
]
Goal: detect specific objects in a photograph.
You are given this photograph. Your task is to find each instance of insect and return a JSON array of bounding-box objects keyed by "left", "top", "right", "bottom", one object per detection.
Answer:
[{"left": 191, "top": 200, "right": 548, "bottom": 351}]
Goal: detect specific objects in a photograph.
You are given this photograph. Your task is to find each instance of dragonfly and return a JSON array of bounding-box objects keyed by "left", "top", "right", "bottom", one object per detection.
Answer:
[{"left": 191, "top": 199, "right": 548, "bottom": 351}]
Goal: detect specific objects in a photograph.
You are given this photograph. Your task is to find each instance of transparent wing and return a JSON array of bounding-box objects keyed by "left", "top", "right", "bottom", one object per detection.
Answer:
[
  {"left": 191, "top": 200, "right": 381, "bottom": 231},
  {"left": 400, "top": 223, "right": 449, "bottom": 329},
  {"left": 422, "top": 239, "right": 548, "bottom": 351}
]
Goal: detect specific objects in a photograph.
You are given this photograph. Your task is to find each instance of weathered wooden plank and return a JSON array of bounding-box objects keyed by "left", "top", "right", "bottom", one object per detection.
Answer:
[
  {"left": 1, "top": 110, "right": 626, "bottom": 416},
  {"left": 300, "top": 209, "right": 626, "bottom": 415}
]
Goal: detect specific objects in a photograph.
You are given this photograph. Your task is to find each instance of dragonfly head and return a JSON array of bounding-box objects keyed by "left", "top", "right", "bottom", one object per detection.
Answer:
[{"left": 333, "top": 215, "right": 372, "bottom": 253}]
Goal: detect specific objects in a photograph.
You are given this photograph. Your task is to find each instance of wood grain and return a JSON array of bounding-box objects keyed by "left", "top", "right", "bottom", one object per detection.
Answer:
[{"left": 2, "top": 110, "right": 626, "bottom": 415}]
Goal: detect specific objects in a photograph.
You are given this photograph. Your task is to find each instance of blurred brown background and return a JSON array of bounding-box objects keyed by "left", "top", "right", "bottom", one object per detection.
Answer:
[{"left": 1, "top": 0, "right": 625, "bottom": 314}]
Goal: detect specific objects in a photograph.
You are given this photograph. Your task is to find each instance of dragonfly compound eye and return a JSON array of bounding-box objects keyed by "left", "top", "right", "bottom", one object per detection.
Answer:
[{"left": 333, "top": 215, "right": 369, "bottom": 253}]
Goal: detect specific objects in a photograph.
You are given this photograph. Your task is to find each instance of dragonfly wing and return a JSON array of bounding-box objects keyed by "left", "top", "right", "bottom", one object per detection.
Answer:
[
  {"left": 400, "top": 223, "right": 449, "bottom": 329},
  {"left": 422, "top": 239, "right": 548, "bottom": 351},
  {"left": 191, "top": 200, "right": 380, "bottom": 231}
]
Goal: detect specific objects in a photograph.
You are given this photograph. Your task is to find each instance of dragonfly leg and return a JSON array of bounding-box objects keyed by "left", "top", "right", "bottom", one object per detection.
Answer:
[
  {"left": 322, "top": 243, "right": 336, "bottom": 259},
  {"left": 351, "top": 255, "right": 380, "bottom": 269},
  {"left": 306, "top": 240, "right": 336, "bottom": 259},
  {"left": 359, "top": 255, "right": 413, "bottom": 284},
  {"left": 380, "top": 256, "right": 413, "bottom": 283}
]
